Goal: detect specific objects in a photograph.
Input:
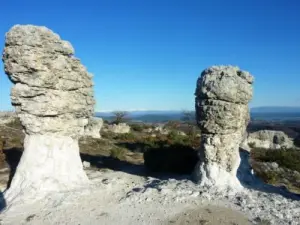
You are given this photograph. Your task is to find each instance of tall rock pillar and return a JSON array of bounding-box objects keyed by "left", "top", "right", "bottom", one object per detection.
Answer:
[
  {"left": 193, "top": 66, "right": 254, "bottom": 189},
  {"left": 2, "top": 25, "right": 95, "bottom": 202}
]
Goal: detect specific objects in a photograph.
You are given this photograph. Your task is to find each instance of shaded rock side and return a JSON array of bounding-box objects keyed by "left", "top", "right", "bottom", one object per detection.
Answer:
[{"left": 194, "top": 65, "right": 254, "bottom": 189}]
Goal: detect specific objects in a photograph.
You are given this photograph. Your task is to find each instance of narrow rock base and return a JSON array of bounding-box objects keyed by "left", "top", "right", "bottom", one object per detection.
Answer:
[
  {"left": 4, "top": 135, "right": 89, "bottom": 204},
  {"left": 193, "top": 133, "right": 244, "bottom": 190}
]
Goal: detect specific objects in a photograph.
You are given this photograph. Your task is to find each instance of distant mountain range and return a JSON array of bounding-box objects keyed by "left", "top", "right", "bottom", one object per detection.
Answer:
[
  {"left": 251, "top": 106, "right": 300, "bottom": 113},
  {"left": 95, "top": 107, "right": 300, "bottom": 123}
]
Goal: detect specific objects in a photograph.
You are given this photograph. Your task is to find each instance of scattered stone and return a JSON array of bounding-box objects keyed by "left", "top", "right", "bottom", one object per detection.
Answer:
[
  {"left": 83, "top": 161, "right": 91, "bottom": 168},
  {"left": 193, "top": 65, "right": 254, "bottom": 189}
]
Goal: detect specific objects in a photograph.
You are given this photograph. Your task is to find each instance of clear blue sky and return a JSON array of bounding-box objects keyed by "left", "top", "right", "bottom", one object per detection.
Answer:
[{"left": 1, "top": 0, "right": 299, "bottom": 111}]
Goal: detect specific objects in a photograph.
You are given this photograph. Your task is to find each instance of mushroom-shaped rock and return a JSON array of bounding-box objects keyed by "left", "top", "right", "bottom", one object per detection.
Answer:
[
  {"left": 2, "top": 25, "right": 96, "bottom": 203},
  {"left": 193, "top": 66, "right": 254, "bottom": 190}
]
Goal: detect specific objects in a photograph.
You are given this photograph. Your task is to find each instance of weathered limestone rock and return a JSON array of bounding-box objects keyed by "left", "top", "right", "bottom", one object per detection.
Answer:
[
  {"left": 193, "top": 66, "right": 254, "bottom": 189},
  {"left": 0, "top": 112, "right": 17, "bottom": 125},
  {"left": 245, "top": 130, "right": 294, "bottom": 150},
  {"left": 2, "top": 25, "right": 95, "bottom": 202},
  {"left": 84, "top": 117, "right": 103, "bottom": 138},
  {"left": 107, "top": 123, "right": 131, "bottom": 134}
]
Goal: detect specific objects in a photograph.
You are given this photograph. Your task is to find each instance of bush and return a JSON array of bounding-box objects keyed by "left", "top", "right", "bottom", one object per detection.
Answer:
[
  {"left": 5, "top": 117, "right": 23, "bottom": 129},
  {"left": 251, "top": 148, "right": 300, "bottom": 172},
  {"left": 130, "top": 123, "right": 144, "bottom": 132},
  {"left": 110, "top": 148, "right": 126, "bottom": 160},
  {"left": 114, "top": 132, "right": 136, "bottom": 142},
  {"left": 144, "top": 144, "right": 198, "bottom": 174},
  {"left": 294, "top": 135, "right": 300, "bottom": 147}
]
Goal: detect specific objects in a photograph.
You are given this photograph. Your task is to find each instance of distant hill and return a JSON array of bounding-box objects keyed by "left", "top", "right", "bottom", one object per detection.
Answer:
[
  {"left": 95, "top": 110, "right": 183, "bottom": 123},
  {"left": 95, "top": 107, "right": 300, "bottom": 123},
  {"left": 251, "top": 107, "right": 300, "bottom": 113}
]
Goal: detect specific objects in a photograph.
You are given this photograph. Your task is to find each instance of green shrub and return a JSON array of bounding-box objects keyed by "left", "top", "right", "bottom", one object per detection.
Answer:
[
  {"left": 5, "top": 117, "right": 23, "bottom": 129},
  {"left": 130, "top": 123, "right": 144, "bottom": 132},
  {"left": 251, "top": 148, "right": 300, "bottom": 172},
  {"left": 294, "top": 135, "right": 300, "bottom": 147},
  {"left": 114, "top": 132, "right": 136, "bottom": 142},
  {"left": 101, "top": 131, "right": 116, "bottom": 140},
  {"left": 110, "top": 148, "right": 126, "bottom": 160},
  {"left": 144, "top": 144, "right": 198, "bottom": 174}
]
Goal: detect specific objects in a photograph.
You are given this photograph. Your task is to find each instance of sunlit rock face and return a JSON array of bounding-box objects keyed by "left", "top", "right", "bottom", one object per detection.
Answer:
[
  {"left": 84, "top": 117, "right": 103, "bottom": 138},
  {"left": 2, "top": 25, "right": 96, "bottom": 203},
  {"left": 193, "top": 66, "right": 254, "bottom": 190}
]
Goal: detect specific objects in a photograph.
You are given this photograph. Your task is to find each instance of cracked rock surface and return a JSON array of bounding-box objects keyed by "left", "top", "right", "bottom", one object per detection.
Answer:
[
  {"left": 194, "top": 66, "right": 254, "bottom": 189},
  {"left": 3, "top": 25, "right": 95, "bottom": 137}
]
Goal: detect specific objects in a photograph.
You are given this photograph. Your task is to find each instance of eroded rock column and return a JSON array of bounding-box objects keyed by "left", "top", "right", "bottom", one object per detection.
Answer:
[
  {"left": 193, "top": 66, "right": 254, "bottom": 189},
  {"left": 2, "top": 25, "right": 95, "bottom": 202}
]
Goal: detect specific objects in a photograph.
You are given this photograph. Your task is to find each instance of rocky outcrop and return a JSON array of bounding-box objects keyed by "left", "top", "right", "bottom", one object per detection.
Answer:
[
  {"left": 84, "top": 117, "right": 103, "bottom": 138},
  {"left": 243, "top": 130, "right": 294, "bottom": 150},
  {"left": 193, "top": 66, "right": 254, "bottom": 189},
  {"left": 0, "top": 112, "right": 17, "bottom": 125},
  {"left": 2, "top": 25, "right": 95, "bottom": 202},
  {"left": 107, "top": 123, "right": 131, "bottom": 134}
]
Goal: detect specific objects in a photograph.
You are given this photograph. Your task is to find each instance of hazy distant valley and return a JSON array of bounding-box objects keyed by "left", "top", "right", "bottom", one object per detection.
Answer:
[{"left": 96, "top": 107, "right": 300, "bottom": 123}]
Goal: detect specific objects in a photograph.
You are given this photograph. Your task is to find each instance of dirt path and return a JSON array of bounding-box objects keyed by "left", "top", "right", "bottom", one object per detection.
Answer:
[{"left": 167, "top": 205, "right": 251, "bottom": 225}]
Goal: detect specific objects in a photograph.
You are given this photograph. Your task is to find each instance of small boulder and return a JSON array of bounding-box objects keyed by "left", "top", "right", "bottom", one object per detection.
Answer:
[
  {"left": 246, "top": 130, "right": 294, "bottom": 149},
  {"left": 107, "top": 123, "right": 130, "bottom": 134},
  {"left": 82, "top": 161, "right": 91, "bottom": 168}
]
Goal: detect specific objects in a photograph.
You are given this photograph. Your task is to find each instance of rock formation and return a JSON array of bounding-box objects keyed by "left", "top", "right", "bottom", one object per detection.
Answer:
[
  {"left": 193, "top": 66, "right": 254, "bottom": 189},
  {"left": 107, "top": 123, "right": 131, "bottom": 134},
  {"left": 2, "top": 25, "right": 95, "bottom": 202},
  {"left": 243, "top": 130, "right": 294, "bottom": 150},
  {"left": 84, "top": 117, "right": 103, "bottom": 138}
]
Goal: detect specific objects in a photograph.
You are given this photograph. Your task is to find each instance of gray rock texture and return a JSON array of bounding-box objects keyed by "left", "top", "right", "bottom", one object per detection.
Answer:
[
  {"left": 194, "top": 66, "right": 254, "bottom": 189},
  {"left": 246, "top": 130, "right": 294, "bottom": 150},
  {"left": 3, "top": 25, "right": 95, "bottom": 137},
  {"left": 84, "top": 117, "right": 103, "bottom": 139},
  {"left": 2, "top": 25, "right": 95, "bottom": 203}
]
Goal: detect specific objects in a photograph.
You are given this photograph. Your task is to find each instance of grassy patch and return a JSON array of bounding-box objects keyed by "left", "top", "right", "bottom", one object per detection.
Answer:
[
  {"left": 110, "top": 148, "right": 127, "bottom": 160},
  {"left": 251, "top": 148, "right": 300, "bottom": 172},
  {"left": 251, "top": 147, "right": 300, "bottom": 193}
]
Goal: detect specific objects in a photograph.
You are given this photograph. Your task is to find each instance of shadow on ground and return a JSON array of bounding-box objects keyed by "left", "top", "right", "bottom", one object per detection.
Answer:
[
  {"left": 3, "top": 148, "right": 23, "bottom": 189},
  {"left": 81, "top": 142, "right": 199, "bottom": 182},
  {"left": 0, "top": 191, "right": 6, "bottom": 212},
  {"left": 2, "top": 145, "right": 300, "bottom": 201}
]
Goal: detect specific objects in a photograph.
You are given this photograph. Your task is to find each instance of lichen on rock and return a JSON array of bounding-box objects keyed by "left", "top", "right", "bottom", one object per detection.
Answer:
[{"left": 193, "top": 65, "right": 254, "bottom": 189}]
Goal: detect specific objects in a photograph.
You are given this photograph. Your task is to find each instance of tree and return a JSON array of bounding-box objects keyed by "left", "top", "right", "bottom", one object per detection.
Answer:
[
  {"left": 112, "top": 111, "right": 129, "bottom": 124},
  {"left": 181, "top": 110, "right": 195, "bottom": 125},
  {"left": 181, "top": 110, "right": 197, "bottom": 137}
]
